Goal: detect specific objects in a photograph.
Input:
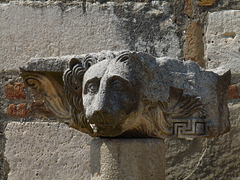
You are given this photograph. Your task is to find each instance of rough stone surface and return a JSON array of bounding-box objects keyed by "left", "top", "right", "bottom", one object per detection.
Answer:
[
  {"left": 21, "top": 57, "right": 71, "bottom": 72},
  {"left": 166, "top": 103, "right": 240, "bottom": 180},
  {"left": 0, "top": 1, "right": 181, "bottom": 70},
  {"left": 206, "top": 10, "right": 240, "bottom": 74},
  {"left": 90, "top": 138, "right": 165, "bottom": 180},
  {"left": 0, "top": 121, "right": 9, "bottom": 180},
  {"left": 5, "top": 122, "right": 92, "bottom": 180}
]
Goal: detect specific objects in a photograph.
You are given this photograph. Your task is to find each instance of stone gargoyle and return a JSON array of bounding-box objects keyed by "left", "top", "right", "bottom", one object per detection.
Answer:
[
  {"left": 61, "top": 51, "right": 230, "bottom": 138},
  {"left": 21, "top": 51, "right": 230, "bottom": 139}
]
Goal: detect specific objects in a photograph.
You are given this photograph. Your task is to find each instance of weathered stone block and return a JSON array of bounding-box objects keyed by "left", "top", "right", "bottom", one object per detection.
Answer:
[
  {"left": 206, "top": 10, "right": 240, "bottom": 74},
  {"left": 5, "top": 122, "right": 92, "bottom": 180},
  {"left": 166, "top": 103, "right": 240, "bottom": 179},
  {"left": 0, "top": 1, "right": 181, "bottom": 70},
  {"left": 91, "top": 138, "right": 165, "bottom": 180}
]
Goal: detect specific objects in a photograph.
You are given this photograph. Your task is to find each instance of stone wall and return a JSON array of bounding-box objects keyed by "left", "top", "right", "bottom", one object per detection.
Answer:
[{"left": 0, "top": 0, "right": 239, "bottom": 180}]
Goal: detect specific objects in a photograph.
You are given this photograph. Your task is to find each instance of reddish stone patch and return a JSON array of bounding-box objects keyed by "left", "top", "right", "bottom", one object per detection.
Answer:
[
  {"left": 198, "top": 0, "right": 217, "bottom": 6},
  {"left": 5, "top": 84, "right": 15, "bottom": 99},
  {"left": 14, "top": 82, "right": 26, "bottom": 99},
  {"left": 184, "top": 21, "right": 204, "bottom": 67},
  {"left": 7, "top": 104, "right": 17, "bottom": 116},
  {"left": 17, "top": 103, "right": 30, "bottom": 118},
  {"left": 184, "top": 0, "right": 193, "bottom": 18},
  {"left": 227, "top": 84, "right": 240, "bottom": 99},
  {"left": 5, "top": 82, "right": 26, "bottom": 99},
  {"left": 7, "top": 103, "right": 30, "bottom": 118}
]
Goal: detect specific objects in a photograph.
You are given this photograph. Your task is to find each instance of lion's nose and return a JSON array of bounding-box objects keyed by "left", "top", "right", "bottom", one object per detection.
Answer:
[
  {"left": 93, "top": 90, "right": 112, "bottom": 112},
  {"left": 86, "top": 96, "right": 112, "bottom": 119}
]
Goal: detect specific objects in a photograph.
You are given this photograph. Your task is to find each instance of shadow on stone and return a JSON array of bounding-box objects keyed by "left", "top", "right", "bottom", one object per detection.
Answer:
[
  {"left": 0, "top": 122, "right": 10, "bottom": 180},
  {"left": 90, "top": 138, "right": 103, "bottom": 178}
]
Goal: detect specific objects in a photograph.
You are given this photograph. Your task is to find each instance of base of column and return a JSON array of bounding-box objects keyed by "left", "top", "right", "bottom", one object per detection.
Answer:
[{"left": 90, "top": 138, "right": 165, "bottom": 180}]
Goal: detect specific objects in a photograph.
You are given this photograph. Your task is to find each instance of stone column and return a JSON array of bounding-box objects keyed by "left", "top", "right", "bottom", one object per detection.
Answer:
[{"left": 90, "top": 138, "right": 165, "bottom": 180}]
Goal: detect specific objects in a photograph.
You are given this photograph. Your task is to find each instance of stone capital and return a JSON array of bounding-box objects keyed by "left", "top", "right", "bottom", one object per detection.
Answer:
[{"left": 21, "top": 51, "right": 231, "bottom": 139}]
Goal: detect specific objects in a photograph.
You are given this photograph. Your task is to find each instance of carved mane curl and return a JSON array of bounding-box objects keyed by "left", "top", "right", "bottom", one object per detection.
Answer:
[{"left": 63, "top": 55, "right": 98, "bottom": 135}]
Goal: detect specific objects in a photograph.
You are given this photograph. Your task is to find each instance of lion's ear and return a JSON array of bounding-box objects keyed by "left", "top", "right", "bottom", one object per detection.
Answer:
[
  {"left": 115, "top": 51, "right": 140, "bottom": 66},
  {"left": 70, "top": 58, "right": 82, "bottom": 69}
]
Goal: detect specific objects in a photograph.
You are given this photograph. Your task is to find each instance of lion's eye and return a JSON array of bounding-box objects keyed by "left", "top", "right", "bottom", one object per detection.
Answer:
[
  {"left": 87, "top": 82, "right": 99, "bottom": 94},
  {"left": 112, "top": 79, "right": 125, "bottom": 93}
]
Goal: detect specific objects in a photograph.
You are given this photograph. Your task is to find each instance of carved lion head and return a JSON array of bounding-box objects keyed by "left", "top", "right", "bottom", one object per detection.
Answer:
[
  {"left": 63, "top": 51, "right": 230, "bottom": 138},
  {"left": 63, "top": 51, "right": 173, "bottom": 138}
]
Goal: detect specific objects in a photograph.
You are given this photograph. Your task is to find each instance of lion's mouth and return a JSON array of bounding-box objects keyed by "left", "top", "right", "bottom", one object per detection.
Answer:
[
  {"left": 88, "top": 116, "right": 117, "bottom": 127},
  {"left": 91, "top": 122, "right": 115, "bottom": 128},
  {"left": 87, "top": 110, "right": 128, "bottom": 127}
]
